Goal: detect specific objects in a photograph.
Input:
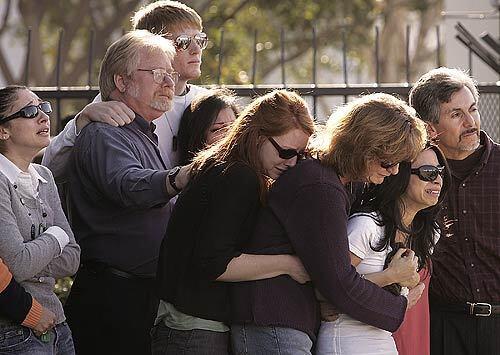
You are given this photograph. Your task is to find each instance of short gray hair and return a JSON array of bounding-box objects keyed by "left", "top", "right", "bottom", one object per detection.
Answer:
[
  {"left": 409, "top": 67, "right": 479, "bottom": 125},
  {"left": 98, "top": 30, "right": 175, "bottom": 101}
]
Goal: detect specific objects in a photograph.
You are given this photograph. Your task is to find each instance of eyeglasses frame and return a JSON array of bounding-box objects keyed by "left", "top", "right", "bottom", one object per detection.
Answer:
[{"left": 136, "top": 68, "right": 179, "bottom": 85}]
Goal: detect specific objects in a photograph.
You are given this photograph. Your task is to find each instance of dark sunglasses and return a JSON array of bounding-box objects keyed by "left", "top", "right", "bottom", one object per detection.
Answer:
[
  {"left": 380, "top": 160, "right": 399, "bottom": 169},
  {"left": 411, "top": 165, "right": 445, "bottom": 182},
  {"left": 268, "top": 137, "right": 305, "bottom": 160},
  {"left": 174, "top": 32, "right": 208, "bottom": 51},
  {"left": 0, "top": 101, "right": 52, "bottom": 125}
]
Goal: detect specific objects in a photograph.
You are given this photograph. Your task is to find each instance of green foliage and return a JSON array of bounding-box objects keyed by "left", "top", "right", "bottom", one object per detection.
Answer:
[{"left": 196, "top": 0, "right": 381, "bottom": 85}]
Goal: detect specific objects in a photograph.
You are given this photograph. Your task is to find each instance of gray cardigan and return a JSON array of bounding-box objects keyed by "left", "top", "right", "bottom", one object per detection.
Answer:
[{"left": 0, "top": 164, "right": 80, "bottom": 324}]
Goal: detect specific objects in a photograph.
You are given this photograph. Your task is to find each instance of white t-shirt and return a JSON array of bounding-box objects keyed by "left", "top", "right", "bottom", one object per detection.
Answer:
[
  {"left": 316, "top": 212, "right": 398, "bottom": 355},
  {"left": 152, "top": 85, "right": 208, "bottom": 168},
  {"left": 348, "top": 212, "right": 392, "bottom": 275}
]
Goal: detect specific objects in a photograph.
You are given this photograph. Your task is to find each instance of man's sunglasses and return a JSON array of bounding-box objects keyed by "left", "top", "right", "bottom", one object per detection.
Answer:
[
  {"left": 174, "top": 32, "right": 208, "bottom": 51},
  {"left": 0, "top": 101, "right": 52, "bottom": 124},
  {"left": 268, "top": 137, "right": 305, "bottom": 160},
  {"left": 411, "top": 165, "right": 445, "bottom": 182}
]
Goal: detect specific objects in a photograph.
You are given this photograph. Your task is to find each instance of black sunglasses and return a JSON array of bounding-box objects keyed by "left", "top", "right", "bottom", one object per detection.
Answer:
[
  {"left": 268, "top": 137, "right": 305, "bottom": 160},
  {"left": 380, "top": 160, "right": 399, "bottom": 169},
  {"left": 411, "top": 165, "right": 445, "bottom": 182},
  {"left": 0, "top": 101, "right": 52, "bottom": 124},
  {"left": 174, "top": 32, "right": 208, "bottom": 51}
]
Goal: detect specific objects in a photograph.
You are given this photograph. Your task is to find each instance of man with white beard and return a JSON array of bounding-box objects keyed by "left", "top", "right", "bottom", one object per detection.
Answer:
[{"left": 63, "top": 30, "right": 190, "bottom": 355}]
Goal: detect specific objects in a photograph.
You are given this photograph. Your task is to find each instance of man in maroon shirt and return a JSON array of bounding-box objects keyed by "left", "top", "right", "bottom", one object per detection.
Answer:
[{"left": 409, "top": 67, "right": 500, "bottom": 355}]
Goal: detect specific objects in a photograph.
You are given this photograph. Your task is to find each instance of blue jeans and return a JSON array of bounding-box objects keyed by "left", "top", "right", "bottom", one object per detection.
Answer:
[
  {"left": 151, "top": 322, "right": 230, "bottom": 355},
  {"left": 231, "top": 324, "right": 313, "bottom": 355},
  {"left": 0, "top": 322, "right": 75, "bottom": 355}
]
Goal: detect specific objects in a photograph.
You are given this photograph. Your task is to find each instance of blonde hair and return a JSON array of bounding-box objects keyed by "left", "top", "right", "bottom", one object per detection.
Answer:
[
  {"left": 310, "top": 93, "right": 427, "bottom": 181},
  {"left": 98, "top": 30, "right": 175, "bottom": 101},
  {"left": 132, "top": 0, "right": 202, "bottom": 35},
  {"left": 192, "top": 90, "right": 315, "bottom": 202}
]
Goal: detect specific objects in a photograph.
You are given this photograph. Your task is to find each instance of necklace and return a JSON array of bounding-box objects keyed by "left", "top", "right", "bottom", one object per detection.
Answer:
[
  {"left": 165, "top": 84, "right": 190, "bottom": 152},
  {"left": 18, "top": 194, "right": 47, "bottom": 240},
  {"left": 165, "top": 116, "right": 178, "bottom": 152}
]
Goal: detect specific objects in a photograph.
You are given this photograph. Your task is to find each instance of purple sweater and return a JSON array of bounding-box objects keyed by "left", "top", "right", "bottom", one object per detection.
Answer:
[{"left": 231, "top": 158, "right": 406, "bottom": 340}]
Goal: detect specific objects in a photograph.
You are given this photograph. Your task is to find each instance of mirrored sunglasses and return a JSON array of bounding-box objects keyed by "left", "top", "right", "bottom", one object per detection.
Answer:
[
  {"left": 268, "top": 137, "right": 305, "bottom": 160},
  {"left": 174, "top": 32, "right": 208, "bottom": 51},
  {"left": 137, "top": 69, "right": 179, "bottom": 85},
  {"left": 0, "top": 101, "right": 52, "bottom": 124},
  {"left": 411, "top": 165, "right": 445, "bottom": 182}
]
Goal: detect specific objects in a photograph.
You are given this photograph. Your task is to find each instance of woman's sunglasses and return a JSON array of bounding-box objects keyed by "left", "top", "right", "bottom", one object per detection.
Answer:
[
  {"left": 268, "top": 137, "right": 305, "bottom": 160},
  {"left": 380, "top": 160, "right": 399, "bottom": 169},
  {"left": 174, "top": 32, "right": 208, "bottom": 51},
  {"left": 0, "top": 101, "right": 52, "bottom": 124},
  {"left": 411, "top": 165, "right": 445, "bottom": 182}
]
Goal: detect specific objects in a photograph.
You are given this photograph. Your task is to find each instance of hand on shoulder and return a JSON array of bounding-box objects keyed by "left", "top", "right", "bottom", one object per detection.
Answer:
[{"left": 76, "top": 101, "right": 135, "bottom": 133}]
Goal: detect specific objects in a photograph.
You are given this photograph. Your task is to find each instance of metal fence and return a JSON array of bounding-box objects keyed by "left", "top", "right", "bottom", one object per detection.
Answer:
[{"left": 20, "top": 24, "right": 500, "bottom": 141}]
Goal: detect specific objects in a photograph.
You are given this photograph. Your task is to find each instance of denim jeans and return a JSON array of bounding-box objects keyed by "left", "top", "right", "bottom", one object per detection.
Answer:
[
  {"left": 231, "top": 324, "right": 313, "bottom": 355},
  {"left": 0, "top": 322, "right": 75, "bottom": 355},
  {"left": 151, "top": 322, "right": 230, "bottom": 355}
]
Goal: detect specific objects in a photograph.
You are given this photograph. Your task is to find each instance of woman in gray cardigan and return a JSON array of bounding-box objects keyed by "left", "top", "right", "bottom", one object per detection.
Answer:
[{"left": 0, "top": 86, "right": 80, "bottom": 354}]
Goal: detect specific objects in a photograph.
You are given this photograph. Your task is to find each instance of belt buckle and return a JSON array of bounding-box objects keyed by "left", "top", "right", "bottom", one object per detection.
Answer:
[{"left": 467, "top": 302, "right": 492, "bottom": 317}]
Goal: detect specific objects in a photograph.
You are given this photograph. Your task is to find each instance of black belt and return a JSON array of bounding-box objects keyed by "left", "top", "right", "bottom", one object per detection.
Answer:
[
  {"left": 80, "top": 262, "right": 153, "bottom": 281},
  {"left": 432, "top": 302, "right": 500, "bottom": 317}
]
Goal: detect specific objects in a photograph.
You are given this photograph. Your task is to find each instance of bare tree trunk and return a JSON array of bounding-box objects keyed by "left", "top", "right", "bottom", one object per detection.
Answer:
[
  {"left": 379, "top": 0, "right": 409, "bottom": 83},
  {"left": 19, "top": 0, "right": 49, "bottom": 85},
  {"left": 410, "top": 0, "right": 443, "bottom": 81}
]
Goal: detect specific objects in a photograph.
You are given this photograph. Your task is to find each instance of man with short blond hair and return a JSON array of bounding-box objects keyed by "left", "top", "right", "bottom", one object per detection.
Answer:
[
  {"left": 43, "top": 0, "right": 208, "bottom": 178},
  {"left": 64, "top": 30, "right": 190, "bottom": 355}
]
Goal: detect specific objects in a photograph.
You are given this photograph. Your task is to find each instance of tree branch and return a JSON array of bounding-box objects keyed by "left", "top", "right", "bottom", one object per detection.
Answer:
[
  {"left": 206, "top": 0, "right": 252, "bottom": 28},
  {"left": 0, "top": 0, "right": 11, "bottom": 35},
  {"left": 258, "top": 27, "right": 341, "bottom": 79}
]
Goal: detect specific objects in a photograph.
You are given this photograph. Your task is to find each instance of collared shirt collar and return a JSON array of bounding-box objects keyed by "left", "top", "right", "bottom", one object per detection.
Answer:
[
  {"left": 132, "top": 114, "right": 155, "bottom": 134},
  {"left": 130, "top": 113, "right": 159, "bottom": 144},
  {"left": 0, "top": 153, "right": 48, "bottom": 186}
]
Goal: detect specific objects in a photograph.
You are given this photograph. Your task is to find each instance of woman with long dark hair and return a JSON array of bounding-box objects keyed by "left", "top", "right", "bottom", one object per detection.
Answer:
[
  {"left": 316, "top": 144, "right": 451, "bottom": 354},
  {"left": 0, "top": 85, "right": 80, "bottom": 354},
  {"left": 177, "top": 88, "right": 239, "bottom": 165}
]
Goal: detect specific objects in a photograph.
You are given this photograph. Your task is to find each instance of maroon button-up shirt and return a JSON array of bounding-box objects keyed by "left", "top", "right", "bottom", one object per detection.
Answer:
[{"left": 430, "top": 131, "right": 500, "bottom": 304}]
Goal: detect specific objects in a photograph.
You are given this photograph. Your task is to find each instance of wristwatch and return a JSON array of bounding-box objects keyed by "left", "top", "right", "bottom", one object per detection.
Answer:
[{"left": 168, "top": 166, "right": 182, "bottom": 193}]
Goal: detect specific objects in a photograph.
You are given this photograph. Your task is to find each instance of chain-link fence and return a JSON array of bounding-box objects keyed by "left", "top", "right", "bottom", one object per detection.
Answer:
[{"left": 478, "top": 93, "right": 500, "bottom": 142}]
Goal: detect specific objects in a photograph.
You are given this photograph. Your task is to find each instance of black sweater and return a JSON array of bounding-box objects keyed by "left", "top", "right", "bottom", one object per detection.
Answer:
[
  {"left": 156, "top": 162, "right": 260, "bottom": 322},
  {"left": 0, "top": 259, "right": 34, "bottom": 324}
]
